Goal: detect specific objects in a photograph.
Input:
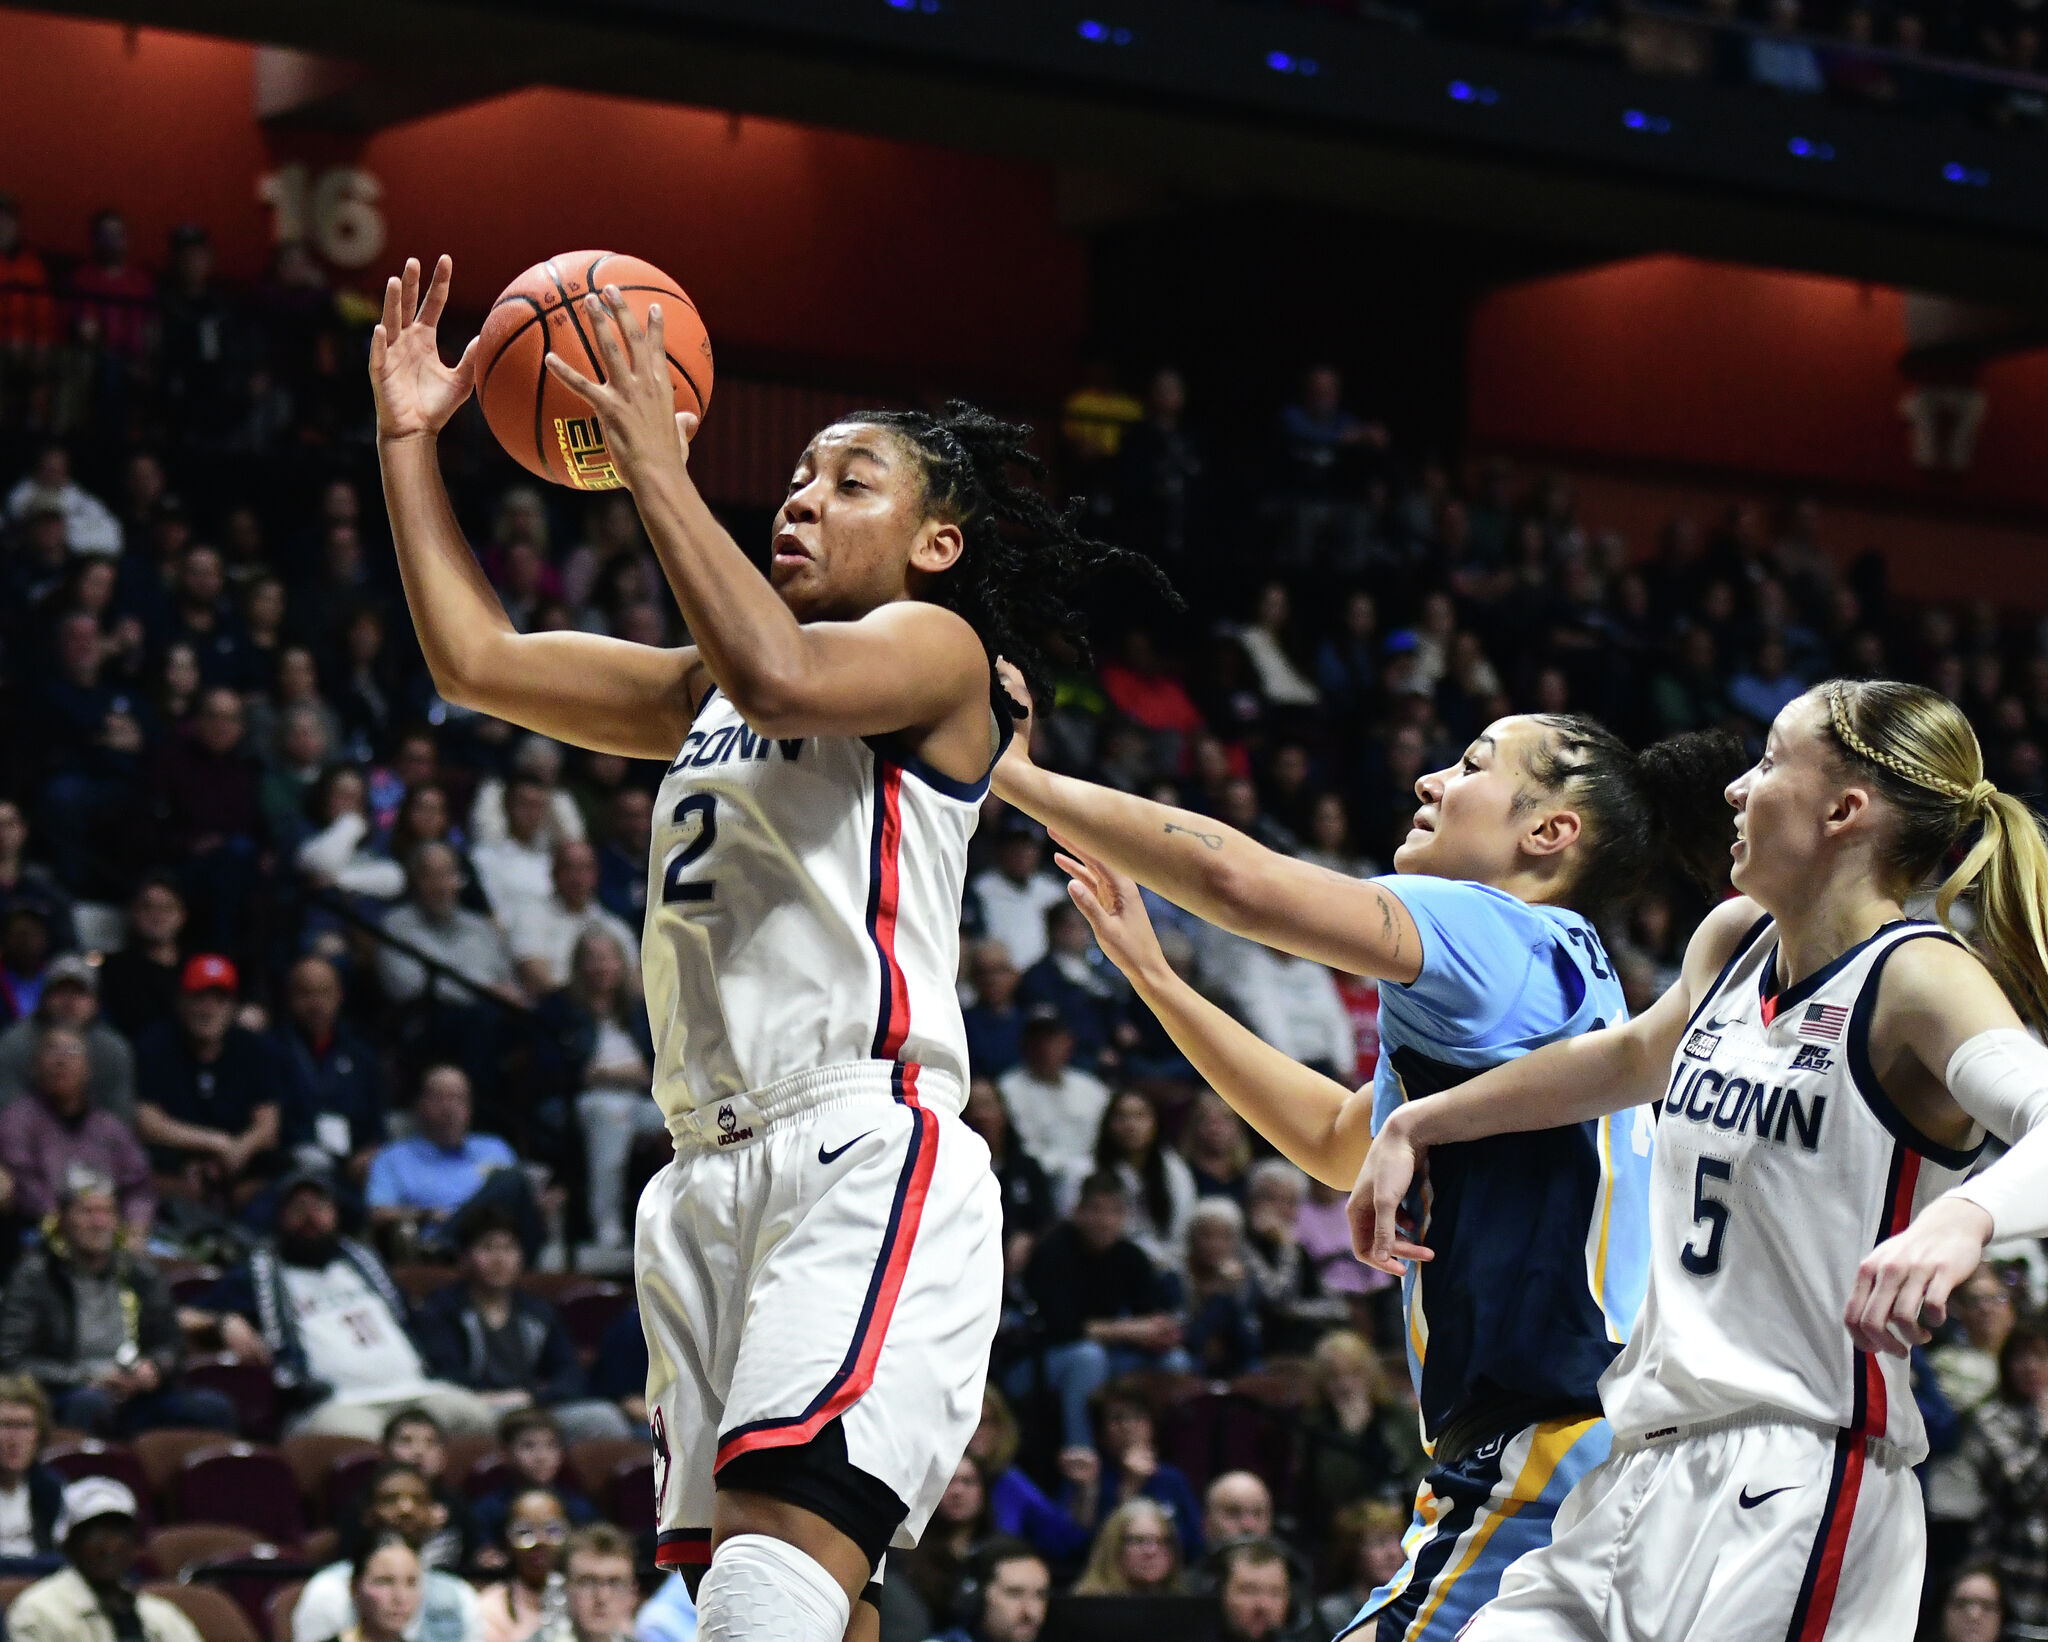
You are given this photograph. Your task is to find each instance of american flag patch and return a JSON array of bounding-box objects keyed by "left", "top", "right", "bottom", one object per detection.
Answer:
[{"left": 1799, "top": 1002, "right": 1849, "bottom": 1042}]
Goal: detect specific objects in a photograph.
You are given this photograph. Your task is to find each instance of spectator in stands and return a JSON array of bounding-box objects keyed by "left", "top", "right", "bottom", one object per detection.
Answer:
[
  {"left": 1091, "top": 1382, "right": 1203, "bottom": 1555},
  {"left": 471, "top": 739, "right": 585, "bottom": 854},
  {"left": 0, "top": 1376, "right": 63, "bottom": 1562},
  {"left": 1204, "top": 1472, "right": 1274, "bottom": 1548},
  {"left": 587, "top": 1306, "right": 646, "bottom": 1429},
  {"left": 96, "top": 874, "right": 184, "bottom": 1042},
  {"left": 0, "top": 1169, "right": 232, "bottom": 1436},
  {"left": 961, "top": 1078, "right": 1052, "bottom": 1282},
  {"left": 475, "top": 1488, "right": 570, "bottom": 1642},
  {"left": 999, "top": 1006, "right": 1110, "bottom": 1206},
  {"left": 535, "top": 929, "right": 657, "bottom": 1258},
  {"left": 148, "top": 686, "right": 265, "bottom": 953},
  {"left": 472, "top": 777, "right": 562, "bottom": 922},
  {"left": 471, "top": 1409, "right": 596, "bottom": 1552},
  {"left": 367, "top": 1065, "right": 536, "bottom": 1258},
  {"left": 275, "top": 955, "right": 387, "bottom": 1185},
  {"left": 1017, "top": 904, "right": 1125, "bottom": 1068},
  {"left": 1180, "top": 1092, "right": 1253, "bottom": 1201},
  {"left": 294, "top": 1460, "right": 480, "bottom": 1642},
  {"left": 1092, "top": 1090, "right": 1195, "bottom": 1270},
  {"left": 966, "top": 1387, "right": 1094, "bottom": 1567},
  {"left": 204, "top": 1170, "right": 496, "bottom": 1438},
  {"left": 505, "top": 841, "right": 637, "bottom": 998},
  {"left": 1214, "top": 1539, "right": 1296, "bottom": 1642},
  {"left": 0, "top": 195, "right": 56, "bottom": 436},
  {"left": 880, "top": 1455, "right": 990, "bottom": 1638},
  {"left": 1297, "top": 1330, "right": 1408, "bottom": 1531},
  {"left": 1008, "top": 1173, "right": 1188, "bottom": 1449},
  {"left": 4, "top": 447, "right": 121, "bottom": 558},
  {"left": 296, "top": 765, "right": 408, "bottom": 905},
  {"left": 560, "top": 1524, "right": 640, "bottom": 1642},
  {"left": 973, "top": 816, "right": 1066, "bottom": 972},
  {"left": 1073, "top": 1498, "right": 1185, "bottom": 1597},
  {"left": 0, "top": 806, "right": 73, "bottom": 954},
  {"left": 926, "top": 1537, "right": 1049, "bottom": 1642},
  {"left": 1316, "top": 1502, "right": 1409, "bottom": 1637},
  {"left": 0, "top": 956, "right": 134, "bottom": 1123},
  {"left": 591, "top": 788, "right": 649, "bottom": 930},
  {"left": 0, "top": 1029, "right": 150, "bottom": 1231},
  {"left": 1293, "top": 1175, "right": 1393, "bottom": 1335},
  {"left": 416, "top": 1207, "right": 632, "bottom": 1442},
  {"left": 0, "top": 906, "right": 55, "bottom": 1032},
  {"left": 377, "top": 844, "right": 523, "bottom": 1093},
  {"left": 381, "top": 1408, "right": 478, "bottom": 1573},
  {"left": 6, "top": 1477, "right": 201, "bottom": 1642},
  {"left": 318, "top": 1534, "right": 425, "bottom": 1642},
  {"left": 1938, "top": 1565, "right": 2006, "bottom": 1642},
  {"left": 1964, "top": 1319, "right": 2048, "bottom": 1632},
  {"left": 1232, "top": 947, "right": 1355, "bottom": 1084},
  {"left": 1241, "top": 1160, "right": 1346, "bottom": 1357},
  {"left": 134, "top": 954, "right": 281, "bottom": 1200},
  {"left": 1750, "top": 0, "right": 1827, "bottom": 91},
  {"left": 964, "top": 941, "right": 1026, "bottom": 1081}
]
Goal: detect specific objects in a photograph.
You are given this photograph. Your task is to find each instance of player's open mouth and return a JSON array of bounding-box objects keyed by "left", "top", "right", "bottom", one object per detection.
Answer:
[{"left": 771, "top": 534, "right": 813, "bottom": 567}]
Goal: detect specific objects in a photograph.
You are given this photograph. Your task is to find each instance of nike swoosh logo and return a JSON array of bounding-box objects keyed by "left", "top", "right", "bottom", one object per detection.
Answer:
[
  {"left": 1738, "top": 1485, "right": 1798, "bottom": 1509},
  {"left": 1704, "top": 1017, "right": 1732, "bottom": 1032},
  {"left": 818, "top": 1132, "right": 873, "bottom": 1166}
]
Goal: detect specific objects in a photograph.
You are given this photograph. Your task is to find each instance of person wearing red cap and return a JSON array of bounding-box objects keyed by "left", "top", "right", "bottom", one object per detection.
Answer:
[{"left": 132, "top": 955, "right": 281, "bottom": 1204}]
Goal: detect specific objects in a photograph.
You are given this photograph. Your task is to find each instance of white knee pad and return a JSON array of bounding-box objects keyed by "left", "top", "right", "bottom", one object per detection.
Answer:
[{"left": 697, "top": 1533, "right": 851, "bottom": 1642}]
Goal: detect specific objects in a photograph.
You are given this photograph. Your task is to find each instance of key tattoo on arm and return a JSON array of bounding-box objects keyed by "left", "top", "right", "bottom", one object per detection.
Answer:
[{"left": 1163, "top": 823, "right": 1224, "bottom": 850}]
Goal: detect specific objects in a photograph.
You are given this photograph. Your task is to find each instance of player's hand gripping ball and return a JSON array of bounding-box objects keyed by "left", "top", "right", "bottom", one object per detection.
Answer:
[{"left": 477, "top": 251, "right": 712, "bottom": 490}]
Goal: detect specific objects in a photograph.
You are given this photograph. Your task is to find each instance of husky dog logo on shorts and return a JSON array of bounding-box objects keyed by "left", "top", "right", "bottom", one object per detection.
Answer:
[{"left": 715, "top": 1103, "right": 754, "bottom": 1147}]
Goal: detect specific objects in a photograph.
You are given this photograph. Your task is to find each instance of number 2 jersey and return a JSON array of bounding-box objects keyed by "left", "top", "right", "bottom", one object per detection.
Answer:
[
  {"left": 1600, "top": 915, "right": 1985, "bottom": 1462},
  {"left": 640, "top": 685, "right": 1005, "bottom": 1131}
]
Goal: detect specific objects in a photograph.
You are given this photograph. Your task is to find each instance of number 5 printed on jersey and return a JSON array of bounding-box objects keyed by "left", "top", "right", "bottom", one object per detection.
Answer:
[
  {"left": 662, "top": 794, "right": 718, "bottom": 904},
  {"left": 1682, "top": 1156, "right": 1733, "bottom": 1275}
]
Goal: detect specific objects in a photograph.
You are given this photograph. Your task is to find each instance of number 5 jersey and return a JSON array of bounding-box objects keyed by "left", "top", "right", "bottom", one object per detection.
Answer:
[{"left": 1602, "top": 914, "right": 1984, "bottom": 1462}]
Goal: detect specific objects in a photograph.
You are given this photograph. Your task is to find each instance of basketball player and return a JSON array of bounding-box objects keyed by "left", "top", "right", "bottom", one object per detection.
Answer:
[
  {"left": 368, "top": 257, "right": 1164, "bottom": 1642},
  {"left": 1351, "top": 678, "right": 2048, "bottom": 1641},
  {"left": 994, "top": 701, "right": 1743, "bottom": 1639}
]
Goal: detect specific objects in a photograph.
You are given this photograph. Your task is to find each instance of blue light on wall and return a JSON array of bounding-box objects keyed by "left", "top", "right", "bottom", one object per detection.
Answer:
[
  {"left": 1623, "top": 109, "right": 1672, "bottom": 133},
  {"left": 1447, "top": 79, "right": 1500, "bottom": 103},
  {"left": 1941, "top": 162, "right": 1991, "bottom": 186},
  {"left": 1077, "top": 19, "right": 1136, "bottom": 45},
  {"left": 884, "top": 0, "right": 944, "bottom": 11},
  {"left": 1266, "top": 50, "right": 1320, "bottom": 74},
  {"left": 1786, "top": 136, "right": 1836, "bottom": 160}
]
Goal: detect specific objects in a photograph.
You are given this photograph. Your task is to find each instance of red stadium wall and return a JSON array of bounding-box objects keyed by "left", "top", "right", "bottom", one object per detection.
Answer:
[
  {"left": 0, "top": 9, "right": 1087, "bottom": 391},
  {"left": 1469, "top": 254, "right": 2048, "bottom": 605}
]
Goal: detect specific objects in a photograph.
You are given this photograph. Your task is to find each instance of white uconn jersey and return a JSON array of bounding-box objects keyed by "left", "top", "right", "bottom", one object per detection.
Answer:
[
  {"left": 1602, "top": 916, "right": 1985, "bottom": 1463},
  {"left": 641, "top": 686, "right": 998, "bottom": 1132}
]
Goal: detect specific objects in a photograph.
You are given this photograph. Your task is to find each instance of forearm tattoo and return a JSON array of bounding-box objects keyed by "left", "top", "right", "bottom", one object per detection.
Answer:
[{"left": 1164, "top": 822, "right": 1223, "bottom": 850}]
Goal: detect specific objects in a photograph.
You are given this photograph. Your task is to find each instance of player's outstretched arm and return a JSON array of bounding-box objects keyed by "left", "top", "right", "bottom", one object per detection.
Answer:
[
  {"left": 546, "top": 289, "right": 989, "bottom": 753},
  {"left": 371, "top": 257, "right": 701, "bottom": 760},
  {"left": 1348, "top": 894, "right": 1763, "bottom": 1272},
  {"left": 1058, "top": 848, "right": 1419, "bottom": 1242},
  {"left": 994, "top": 666, "right": 1422, "bottom": 982}
]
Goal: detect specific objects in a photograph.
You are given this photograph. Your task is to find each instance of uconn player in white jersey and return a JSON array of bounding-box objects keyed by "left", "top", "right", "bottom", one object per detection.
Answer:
[
  {"left": 368, "top": 258, "right": 1167, "bottom": 1642},
  {"left": 1354, "top": 678, "right": 2048, "bottom": 1642}
]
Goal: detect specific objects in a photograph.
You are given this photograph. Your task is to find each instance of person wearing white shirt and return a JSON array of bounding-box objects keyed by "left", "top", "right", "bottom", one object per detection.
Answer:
[
  {"left": 1232, "top": 945, "right": 1357, "bottom": 1082},
  {"left": 505, "top": 841, "right": 640, "bottom": 996},
  {"left": 292, "top": 1461, "right": 482, "bottom": 1642},
  {"left": 972, "top": 820, "right": 1067, "bottom": 972},
  {"left": 469, "top": 776, "right": 558, "bottom": 922},
  {"left": 467, "top": 735, "right": 585, "bottom": 851},
  {"left": 5, "top": 448, "right": 122, "bottom": 558},
  {"left": 998, "top": 1008, "right": 1111, "bottom": 1209}
]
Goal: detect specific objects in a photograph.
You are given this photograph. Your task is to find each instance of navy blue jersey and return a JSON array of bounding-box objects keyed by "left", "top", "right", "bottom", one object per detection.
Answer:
[{"left": 1370, "top": 876, "right": 1652, "bottom": 1442}]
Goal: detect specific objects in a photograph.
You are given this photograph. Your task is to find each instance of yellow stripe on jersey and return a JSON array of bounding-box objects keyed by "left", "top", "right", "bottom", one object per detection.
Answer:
[
  {"left": 1589, "top": 1111, "right": 1623, "bottom": 1344},
  {"left": 1402, "top": 1415, "right": 1603, "bottom": 1642}
]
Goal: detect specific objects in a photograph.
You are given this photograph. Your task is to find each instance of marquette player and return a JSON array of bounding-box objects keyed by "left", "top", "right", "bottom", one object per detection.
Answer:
[
  {"left": 1353, "top": 678, "right": 2048, "bottom": 1641},
  {"left": 994, "top": 705, "right": 1743, "bottom": 1639},
  {"left": 368, "top": 257, "right": 1165, "bottom": 1642}
]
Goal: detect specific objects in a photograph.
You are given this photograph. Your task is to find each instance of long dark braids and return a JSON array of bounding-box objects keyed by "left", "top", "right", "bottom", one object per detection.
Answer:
[{"left": 847, "top": 400, "right": 1181, "bottom": 711}]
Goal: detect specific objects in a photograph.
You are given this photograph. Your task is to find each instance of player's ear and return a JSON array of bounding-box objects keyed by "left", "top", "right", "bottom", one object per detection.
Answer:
[
  {"left": 1821, "top": 782, "right": 1871, "bottom": 837},
  {"left": 1522, "top": 805, "right": 1582, "bottom": 860},
  {"left": 912, "top": 519, "right": 965, "bottom": 577}
]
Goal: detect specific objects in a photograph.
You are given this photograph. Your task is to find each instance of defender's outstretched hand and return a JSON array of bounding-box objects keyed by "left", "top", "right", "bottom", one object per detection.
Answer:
[
  {"left": 544, "top": 286, "right": 695, "bottom": 487},
  {"left": 370, "top": 255, "right": 477, "bottom": 442},
  {"left": 1054, "top": 845, "right": 1168, "bottom": 988},
  {"left": 1348, "top": 1103, "right": 1436, "bottom": 1276}
]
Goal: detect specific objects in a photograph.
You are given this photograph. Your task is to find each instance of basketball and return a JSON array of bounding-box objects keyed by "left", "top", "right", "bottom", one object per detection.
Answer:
[{"left": 476, "top": 250, "right": 713, "bottom": 490}]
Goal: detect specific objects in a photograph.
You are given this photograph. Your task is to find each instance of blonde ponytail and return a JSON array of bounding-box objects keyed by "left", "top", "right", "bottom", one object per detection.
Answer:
[
  {"left": 1824, "top": 679, "right": 2048, "bottom": 1033},
  {"left": 1938, "top": 788, "right": 2048, "bottom": 1033}
]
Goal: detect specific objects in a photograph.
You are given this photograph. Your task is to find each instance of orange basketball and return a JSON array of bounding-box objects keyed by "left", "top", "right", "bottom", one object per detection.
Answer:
[{"left": 476, "top": 251, "right": 713, "bottom": 490}]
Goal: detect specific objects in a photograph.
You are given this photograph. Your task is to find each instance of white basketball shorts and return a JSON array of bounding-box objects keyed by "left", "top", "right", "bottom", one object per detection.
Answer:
[
  {"left": 637, "top": 1061, "right": 1003, "bottom": 1575},
  {"left": 1460, "top": 1413, "right": 1924, "bottom": 1642}
]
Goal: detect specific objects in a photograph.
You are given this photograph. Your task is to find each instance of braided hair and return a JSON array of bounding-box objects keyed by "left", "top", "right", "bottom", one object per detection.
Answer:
[{"left": 843, "top": 401, "right": 1180, "bottom": 711}]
